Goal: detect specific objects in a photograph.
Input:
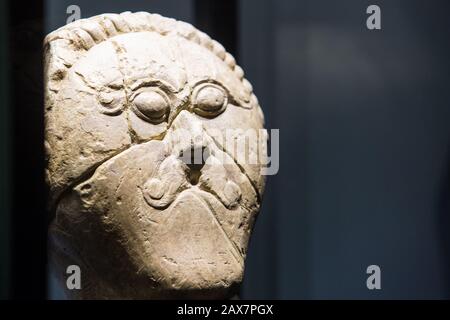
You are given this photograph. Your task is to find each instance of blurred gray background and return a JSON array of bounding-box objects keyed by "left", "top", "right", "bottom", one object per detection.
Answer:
[{"left": 45, "top": 0, "right": 450, "bottom": 299}]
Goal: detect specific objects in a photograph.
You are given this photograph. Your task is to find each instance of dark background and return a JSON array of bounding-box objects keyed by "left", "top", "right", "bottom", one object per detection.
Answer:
[{"left": 1, "top": 0, "right": 450, "bottom": 299}]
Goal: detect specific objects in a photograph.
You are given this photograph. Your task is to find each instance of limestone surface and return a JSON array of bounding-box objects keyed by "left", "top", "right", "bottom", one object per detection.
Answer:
[{"left": 45, "top": 11, "right": 266, "bottom": 299}]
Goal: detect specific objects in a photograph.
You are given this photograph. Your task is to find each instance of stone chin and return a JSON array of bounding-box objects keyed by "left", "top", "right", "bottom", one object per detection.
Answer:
[
  {"left": 46, "top": 12, "right": 266, "bottom": 299},
  {"left": 52, "top": 188, "right": 245, "bottom": 299}
]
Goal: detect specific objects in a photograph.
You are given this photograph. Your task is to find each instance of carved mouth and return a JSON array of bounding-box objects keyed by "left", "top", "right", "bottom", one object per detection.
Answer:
[
  {"left": 145, "top": 188, "right": 244, "bottom": 290},
  {"left": 162, "top": 188, "right": 243, "bottom": 264}
]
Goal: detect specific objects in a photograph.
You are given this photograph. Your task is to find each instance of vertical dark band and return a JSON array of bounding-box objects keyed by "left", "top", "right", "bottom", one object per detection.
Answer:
[
  {"left": 9, "top": 0, "right": 47, "bottom": 299},
  {"left": 194, "top": 0, "right": 239, "bottom": 60}
]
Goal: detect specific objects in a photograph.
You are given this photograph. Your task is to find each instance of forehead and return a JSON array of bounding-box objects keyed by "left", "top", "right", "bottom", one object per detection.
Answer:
[{"left": 72, "top": 31, "right": 248, "bottom": 101}]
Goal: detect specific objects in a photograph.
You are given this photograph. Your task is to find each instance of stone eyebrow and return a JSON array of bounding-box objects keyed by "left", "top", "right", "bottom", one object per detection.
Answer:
[
  {"left": 44, "top": 11, "right": 255, "bottom": 101},
  {"left": 128, "top": 78, "right": 180, "bottom": 94}
]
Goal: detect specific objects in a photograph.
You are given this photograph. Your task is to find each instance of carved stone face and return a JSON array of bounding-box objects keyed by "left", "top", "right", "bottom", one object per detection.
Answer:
[{"left": 45, "top": 12, "right": 266, "bottom": 299}]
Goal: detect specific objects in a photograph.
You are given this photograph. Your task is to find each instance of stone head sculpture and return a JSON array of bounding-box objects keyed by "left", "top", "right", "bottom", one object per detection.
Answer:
[{"left": 45, "top": 12, "right": 266, "bottom": 299}]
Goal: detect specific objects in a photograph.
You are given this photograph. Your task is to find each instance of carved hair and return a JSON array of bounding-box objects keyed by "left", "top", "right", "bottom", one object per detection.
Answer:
[{"left": 44, "top": 11, "right": 255, "bottom": 100}]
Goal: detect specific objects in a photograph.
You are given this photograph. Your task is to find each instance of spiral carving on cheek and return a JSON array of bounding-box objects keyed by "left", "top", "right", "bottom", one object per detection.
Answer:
[
  {"left": 141, "top": 155, "right": 189, "bottom": 209},
  {"left": 97, "top": 90, "right": 127, "bottom": 115},
  {"left": 143, "top": 178, "right": 164, "bottom": 200},
  {"left": 223, "top": 180, "right": 242, "bottom": 208}
]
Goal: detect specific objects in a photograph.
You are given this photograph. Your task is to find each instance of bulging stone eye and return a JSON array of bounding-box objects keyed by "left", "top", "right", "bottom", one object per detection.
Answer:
[
  {"left": 192, "top": 84, "right": 227, "bottom": 117},
  {"left": 132, "top": 90, "right": 169, "bottom": 124}
]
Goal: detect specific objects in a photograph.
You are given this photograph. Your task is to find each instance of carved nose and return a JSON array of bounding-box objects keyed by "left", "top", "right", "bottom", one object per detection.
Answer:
[
  {"left": 169, "top": 110, "right": 206, "bottom": 154},
  {"left": 181, "top": 146, "right": 210, "bottom": 185}
]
